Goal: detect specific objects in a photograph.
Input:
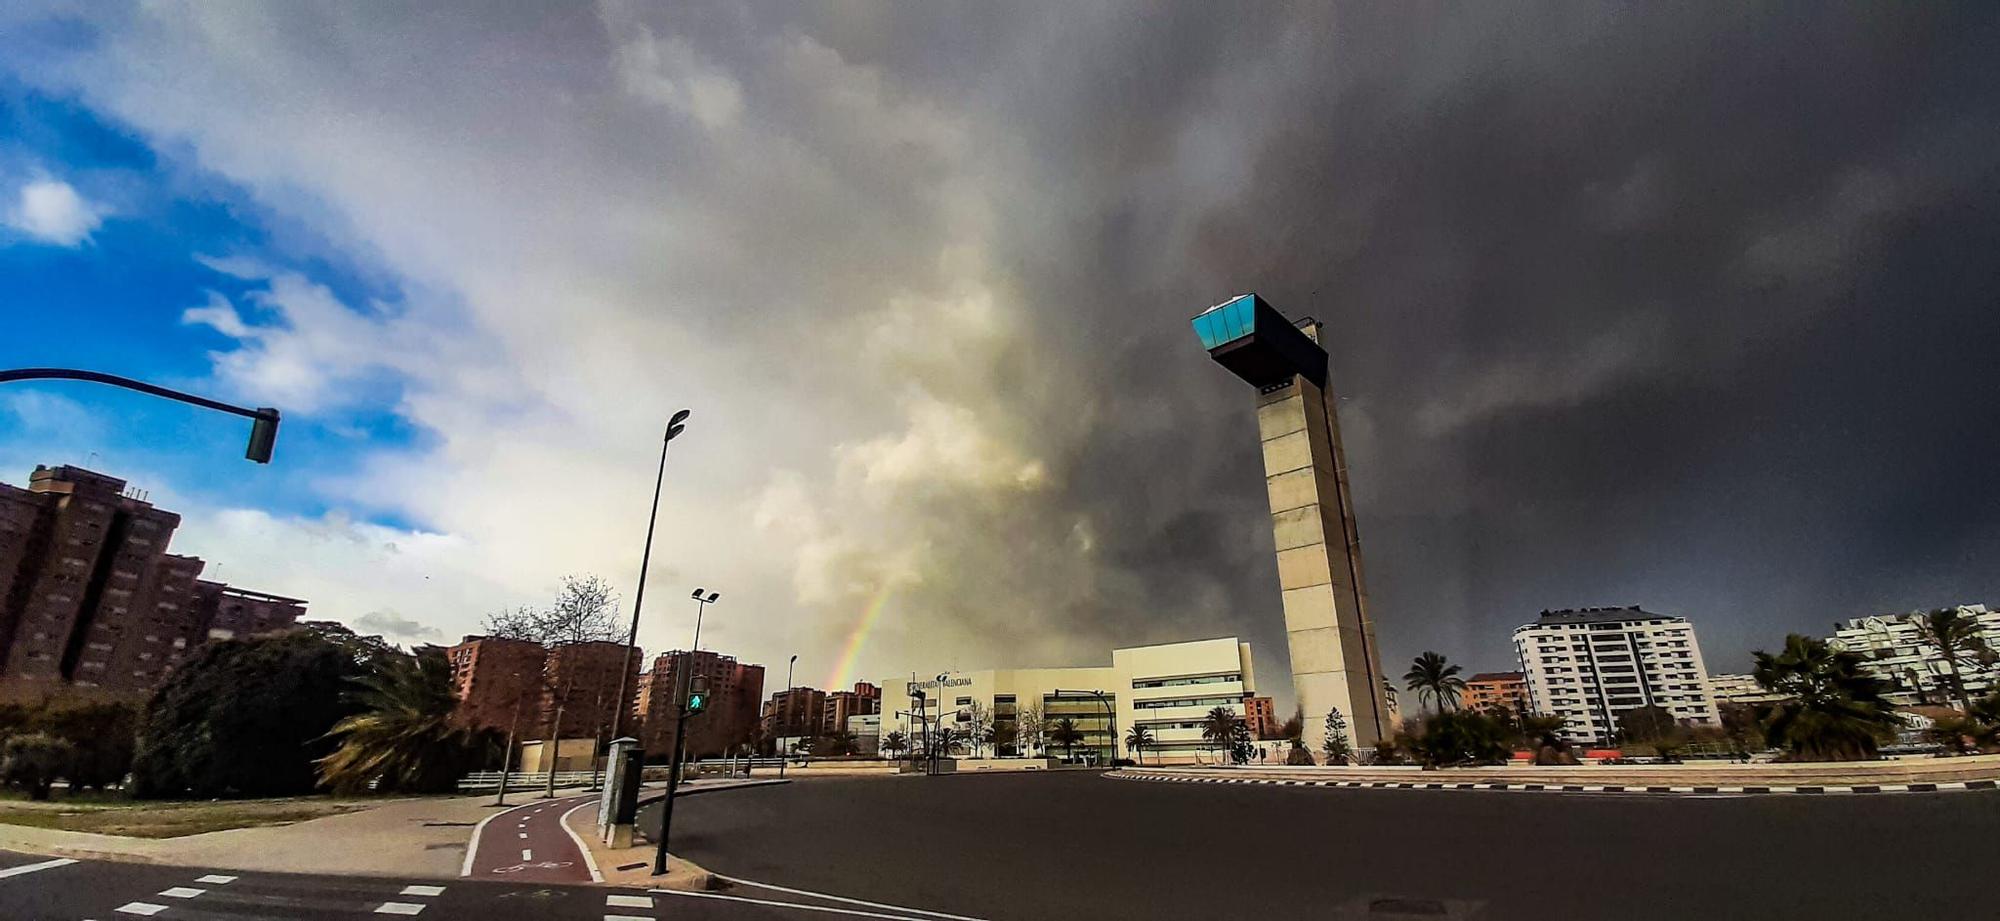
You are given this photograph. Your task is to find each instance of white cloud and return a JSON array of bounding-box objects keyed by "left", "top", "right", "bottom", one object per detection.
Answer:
[{"left": 5, "top": 178, "right": 104, "bottom": 245}]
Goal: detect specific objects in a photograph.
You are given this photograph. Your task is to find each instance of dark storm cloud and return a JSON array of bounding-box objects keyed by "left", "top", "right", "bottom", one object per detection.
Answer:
[
  {"left": 834, "top": 3, "right": 2000, "bottom": 678},
  {"left": 16, "top": 3, "right": 1997, "bottom": 694}
]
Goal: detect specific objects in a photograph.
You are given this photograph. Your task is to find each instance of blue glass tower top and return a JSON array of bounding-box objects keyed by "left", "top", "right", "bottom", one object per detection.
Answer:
[
  {"left": 1191, "top": 293, "right": 1327, "bottom": 389},
  {"left": 1192, "top": 294, "right": 1260, "bottom": 350}
]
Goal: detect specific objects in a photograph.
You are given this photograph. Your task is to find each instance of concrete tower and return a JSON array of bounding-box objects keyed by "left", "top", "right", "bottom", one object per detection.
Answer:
[{"left": 1192, "top": 294, "right": 1387, "bottom": 753}]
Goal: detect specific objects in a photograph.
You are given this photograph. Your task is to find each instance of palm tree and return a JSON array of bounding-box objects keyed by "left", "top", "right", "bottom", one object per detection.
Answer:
[
  {"left": 1124, "top": 725, "right": 1154, "bottom": 765},
  {"left": 1912, "top": 607, "right": 1989, "bottom": 711},
  {"left": 881, "top": 730, "right": 908, "bottom": 762},
  {"left": 1200, "top": 706, "right": 1239, "bottom": 761},
  {"left": 319, "top": 649, "right": 493, "bottom": 794},
  {"left": 1752, "top": 634, "right": 1901, "bottom": 762},
  {"left": 1403, "top": 651, "right": 1467, "bottom": 714},
  {"left": 1048, "top": 718, "right": 1084, "bottom": 762}
]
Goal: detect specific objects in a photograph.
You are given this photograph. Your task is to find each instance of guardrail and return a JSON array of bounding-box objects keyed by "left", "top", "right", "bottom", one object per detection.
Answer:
[{"left": 456, "top": 771, "right": 599, "bottom": 792}]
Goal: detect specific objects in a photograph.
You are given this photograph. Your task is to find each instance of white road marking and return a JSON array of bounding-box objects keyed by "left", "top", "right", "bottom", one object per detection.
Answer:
[
  {"left": 462, "top": 798, "right": 546, "bottom": 877},
  {"left": 559, "top": 801, "right": 606, "bottom": 883},
  {"left": 655, "top": 888, "right": 989, "bottom": 920},
  {"left": 195, "top": 874, "right": 238, "bottom": 884},
  {"left": 159, "top": 886, "right": 206, "bottom": 898},
  {"left": 0, "top": 857, "right": 77, "bottom": 879},
  {"left": 606, "top": 915, "right": 653, "bottom": 921},
  {"left": 400, "top": 884, "right": 447, "bottom": 897},
  {"left": 521, "top": 849, "right": 534, "bottom": 861},
  {"left": 116, "top": 904, "right": 168, "bottom": 916},
  {"left": 607, "top": 894, "right": 654, "bottom": 908},
  {"left": 375, "top": 902, "right": 428, "bottom": 915},
  {"left": 708, "top": 871, "right": 992, "bottom": 921},
  {"left": 519, "top": 832, "right": 528, "bottom": 839}
]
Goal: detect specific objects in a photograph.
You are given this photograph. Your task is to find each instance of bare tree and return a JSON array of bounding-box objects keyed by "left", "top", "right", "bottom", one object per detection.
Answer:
[
  {"left": 484, "top": 575, "right": 624, "bottom": 798},
  {"left": 1015, "top": 704, "right": 1043, "bottom": 758},
  {"left": 963, "top": 701, "right": 991, "bottom": 758}
]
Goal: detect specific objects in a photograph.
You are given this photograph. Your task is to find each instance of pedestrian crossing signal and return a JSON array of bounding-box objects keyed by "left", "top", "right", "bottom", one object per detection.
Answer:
[{"left": 686, "top": 691, "right": 708, "bottom": 714}]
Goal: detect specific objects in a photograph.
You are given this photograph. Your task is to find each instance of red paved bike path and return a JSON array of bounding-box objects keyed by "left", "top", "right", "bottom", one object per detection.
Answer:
[{"left": 465, "top": 792, "right": 598, "bottom": 884}]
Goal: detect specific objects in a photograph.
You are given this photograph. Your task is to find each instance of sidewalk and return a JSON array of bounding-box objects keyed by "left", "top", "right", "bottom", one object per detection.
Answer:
[{"left": 0, "top": 787, "right": 594, "bottom": 878}]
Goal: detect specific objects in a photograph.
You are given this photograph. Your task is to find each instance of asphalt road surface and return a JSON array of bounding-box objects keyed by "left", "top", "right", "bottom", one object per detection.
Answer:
[
  {"left": 657, "top": 770, "right": 2000, "bottom": 921},
  {"left": 0, "top": 847, "right": 929, "bottom": 920}
]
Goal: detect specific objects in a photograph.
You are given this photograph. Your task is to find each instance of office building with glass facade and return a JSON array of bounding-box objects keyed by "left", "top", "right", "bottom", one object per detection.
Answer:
[{"left": 877, "top": 637, "right": 1258, "bottom": 765}]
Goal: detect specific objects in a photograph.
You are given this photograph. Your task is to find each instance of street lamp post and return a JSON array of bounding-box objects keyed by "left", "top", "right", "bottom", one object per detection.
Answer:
[
  {"left": 608, "top": 410, "right": 691, "bottom": 753},
  {"left": 779, "top": 654, "right": 797, "bottom": 779},
  {"left": 1055, "top": 689, "right": 1116, "bottom": 766},
  {"left": 652, "top": 586, "right": 719, "bottom": 877},
  {"left": 0, "top": 367, "right": 280, "bottom": 462}
]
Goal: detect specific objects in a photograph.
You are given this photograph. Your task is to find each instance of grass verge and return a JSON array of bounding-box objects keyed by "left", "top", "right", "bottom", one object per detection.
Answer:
[{"left": 0, "top": 794, "right": 386, "bottom": 838}]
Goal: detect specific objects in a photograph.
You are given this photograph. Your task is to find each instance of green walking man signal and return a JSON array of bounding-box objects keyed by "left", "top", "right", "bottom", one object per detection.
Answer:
[{"left": 685, "top": 675, "right": 709, "bottom": 715}]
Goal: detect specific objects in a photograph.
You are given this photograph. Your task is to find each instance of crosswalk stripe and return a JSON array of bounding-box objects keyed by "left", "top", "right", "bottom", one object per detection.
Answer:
[
  {"left": 0, "top": 857, "right": 77, "bottom": 879},
  {"left": 116, "top": 904, "right": 168, "bottom": 916}
]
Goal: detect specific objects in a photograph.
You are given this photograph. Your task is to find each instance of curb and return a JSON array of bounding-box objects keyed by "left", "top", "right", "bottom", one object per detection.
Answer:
[
  {"left": 634, "top": 777, "right": 790, "bottom": 810},
  {"left": 1107, "top": 771, "right": 2000, "bottom": 797}
]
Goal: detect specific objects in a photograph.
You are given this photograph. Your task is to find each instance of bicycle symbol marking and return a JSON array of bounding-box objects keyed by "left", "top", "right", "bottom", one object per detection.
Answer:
[{"left": 491, "top": 861, "right": 576, "bottom": 874}]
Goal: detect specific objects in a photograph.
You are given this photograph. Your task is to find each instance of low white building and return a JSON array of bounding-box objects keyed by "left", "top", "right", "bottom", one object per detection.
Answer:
[
  {"left": 846, "top": 713, "right": 881, "bottom": 756},
  {"left": 1827, "top": 604, "right": 1998, "bottom": 705},
  {"left": 1513, "top": 607, "right": 1718, "bottom": 743},
  {"left": 878, "top": 636, "right": 1257, "bottom": 765},
  {"left": 1706, "top": 673, "right": 1789, "bottom": 705}
]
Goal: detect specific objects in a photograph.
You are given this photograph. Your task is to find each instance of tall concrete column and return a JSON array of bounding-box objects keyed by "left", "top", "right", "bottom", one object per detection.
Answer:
[{"left": 1193, "top": 295, "right": 1387, "bottom": 755}]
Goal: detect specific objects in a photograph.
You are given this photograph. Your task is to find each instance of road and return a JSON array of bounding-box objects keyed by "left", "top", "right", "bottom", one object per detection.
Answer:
[
  {"left": 0, "top": 847, "right": 926, "bottom": 920},
  {"left": 657, "top": 770, "right": 2000, "bottom": 920}
]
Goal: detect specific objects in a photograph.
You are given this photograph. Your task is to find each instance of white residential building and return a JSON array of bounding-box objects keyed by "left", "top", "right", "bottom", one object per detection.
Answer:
[
  {"left": 1827, "top": 604, "right": 1999, "bottom": 705},
  {"left": 877, "top": 636, "right": 1257, "bottom": 765},
  {"left": 1513, "top": 607, "right": 1718, "bottom": 743},
  {"left": 1706, "top": 673, "right": 1788, "bottom": 705}
]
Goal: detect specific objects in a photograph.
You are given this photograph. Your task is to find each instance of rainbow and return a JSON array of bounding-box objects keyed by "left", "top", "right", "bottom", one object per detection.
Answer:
[{"left": 825, "top": 584, "right": 893, "bottom": 690}]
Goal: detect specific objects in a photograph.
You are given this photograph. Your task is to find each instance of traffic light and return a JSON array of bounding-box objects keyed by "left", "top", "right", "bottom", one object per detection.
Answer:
[
  {"left": 246, "top": 408, "right": 280, "bottom": 464},
  {"left": 686, "top": 675, "right": 710, "bottom": 714}
]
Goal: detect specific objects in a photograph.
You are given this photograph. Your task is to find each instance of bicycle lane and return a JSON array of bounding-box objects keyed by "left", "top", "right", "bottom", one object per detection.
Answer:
[{"left": 464, "top": 792, "right": 601, "bottom": 884}]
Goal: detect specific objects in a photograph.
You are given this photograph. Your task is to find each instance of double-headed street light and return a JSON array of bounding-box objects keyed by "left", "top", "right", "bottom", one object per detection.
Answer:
[
  {"left": 652, "top": 584, "right": 719, "bottom": 877},
  {"left": 779, "top": 654, "right": 797, "bottom": 779}
]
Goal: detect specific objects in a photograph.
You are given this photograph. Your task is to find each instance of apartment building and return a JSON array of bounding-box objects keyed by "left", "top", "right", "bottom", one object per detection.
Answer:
[
  {"left": 1513, "top": 607, "right": 1717, "bottom": 743},
  {"left": 0, "top": 465, "right": 302, "bottom": 698},
  {"left": 445, "top": 635, "right": 548, "bottom": 732},
  {"left": 1828, "top": 605, "right": 1999, "bottom": 705},
  {"left": 1463, "top": 672, "right": 1530, "bottom": 714},
  {"left": 635, "top": 649, "right": 765, "bottom": 759},
  {"left": 1242, "top": 695, "right": 1278, "bottom": 738}
]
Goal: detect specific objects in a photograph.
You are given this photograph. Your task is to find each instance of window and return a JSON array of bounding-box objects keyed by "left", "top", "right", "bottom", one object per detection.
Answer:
[
  {"left": 955, "top": 697, "right": 972, "bottom": 706},
  {"left": 1132, "top": 673, "right": 1242, "bottom": 689}
]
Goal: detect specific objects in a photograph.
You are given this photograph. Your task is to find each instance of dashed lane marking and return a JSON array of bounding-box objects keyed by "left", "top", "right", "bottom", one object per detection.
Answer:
[
  {"left": 159, "top": 886, "right": 206, "bottom": 898},
  {"left": 606, "top": 915, "right": 653, "bottom": 921},
  {"left": 401, "top": 885, "right": 447, "bottom": 897},
  {"left": 374, "top": 902, "right": 428, "bottom": 915},
  {"left": 194, "top": 874, "right": 238, "bottom": 884},
  {"left": 607, "top": 893, "right": 654, "bottom": 908},
  {"left": 116, "top": 904, "right": 168, "bottom": 916},
  {"left": 521, "top": 849, "right": 534, "bottom": 861},
  {"left": 0, "top": 857, "right": 77, "bottom": 879}
]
